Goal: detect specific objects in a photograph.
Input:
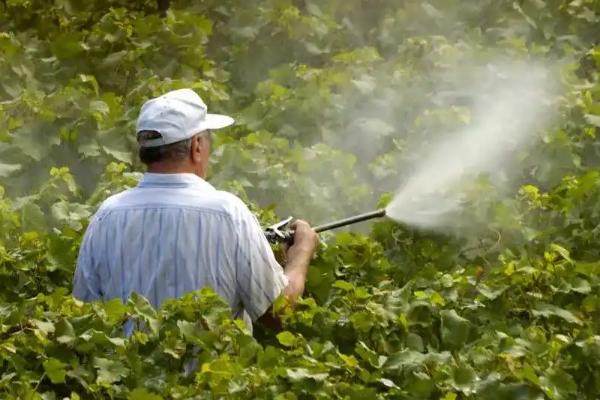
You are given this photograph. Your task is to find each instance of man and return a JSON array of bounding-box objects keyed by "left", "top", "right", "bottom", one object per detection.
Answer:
[{"left": 73, "top": 88, "right": 318, "bottom": 331}]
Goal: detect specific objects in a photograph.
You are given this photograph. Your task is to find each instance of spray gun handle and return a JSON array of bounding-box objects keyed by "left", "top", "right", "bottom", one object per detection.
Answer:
[{"left": 264, "top": 216, "right": 295, "bottom": 245}]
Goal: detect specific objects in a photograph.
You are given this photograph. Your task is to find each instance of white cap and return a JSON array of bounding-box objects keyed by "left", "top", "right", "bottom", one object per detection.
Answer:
[{"left": 136, "top": 88, "right": 234, "bottom": 147}]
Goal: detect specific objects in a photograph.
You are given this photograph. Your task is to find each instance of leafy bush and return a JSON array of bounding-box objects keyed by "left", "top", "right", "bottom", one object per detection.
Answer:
[{"left": 1, "top": 0, "right": 600, "bottom": 398}]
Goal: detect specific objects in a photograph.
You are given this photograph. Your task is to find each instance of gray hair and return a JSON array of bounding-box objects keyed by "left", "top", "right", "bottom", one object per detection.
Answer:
[{"left": 138, "top": 131, "right": 193, "bottom": 164}]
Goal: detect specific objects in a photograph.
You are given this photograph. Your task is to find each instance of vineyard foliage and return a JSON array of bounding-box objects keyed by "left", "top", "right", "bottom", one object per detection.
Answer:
[{"left": 1, "top": 0, "right": 600, "bottom": 398}]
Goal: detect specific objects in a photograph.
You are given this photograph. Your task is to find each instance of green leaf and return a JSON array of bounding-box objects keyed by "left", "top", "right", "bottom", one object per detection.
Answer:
[
  {"left": 406, "top": 332, "right": 424, "bottom": 351},
  {"left": 584, "top": 114, "right": 600, "bottom": 127},
  {"left": 441, "top": 394, "right": 457, "bottom": 400},
  {"left": 0, "top": 162, "right": 21, "bottom": 177},
  {"left": 12, "top": 124, "right": 60, "bottom": 161},
  {"left": 440, "top": 310, "right": 471, "bottom": 348},
  {"left": 520, "top": 363, "right": 539, "bottom": 385},
  {"left": 558, "top": 277, "right": 591, "bottom": 294},
  {"left": 94, "top": 357, "right": 129, "bottom": 385},
  {"left": 452, "top": 365, "right": 477, "bottom": 394},
  {"left": 103, "top": 146, "right": 134, "bottom": 164},
  {"left": 532, "top": 303, "right": 582, "bottom": 325},
  {"left": 79, "top": 74, "right": 99, "bottom": 96},
  {"left": 33, "top": 319, "right": 56, "bottom": 335},
  {"left": 350, "top": 310, "right": 374, "bottom": 332},
  {"left": 540, "top": 368, "right": 577, "bottom": 400},
  {"left": 129, "top": 388, "right": 162, "bottom": 400},
  {"left": 549, "top": 243, "right": 572, "bottom": 262},
  {"left": 51, "top": 201, "right": 91, "bottom": 229},
  {"left": 379, "top": 378, "right": 398, "bottom": 388},
  {"left": 19, "top": 202, "right": 47, "bottom": 231},
  {"left": 55, "top": 319, "right": 76, "bottom": 345},
  {"left": 43, "top": 358, "right": 67, "bottom": 384},
  {"left": 384, "top": 349, "right": 452, "bottom": 371},
  {"left": 477, "top": 284, "right": 507, "bottom": 300},
  {"left": 407, "top": 371, "right": 435, "bottom": 397},
  {"left": 89, "top": 100, "right": 110, "bottom": 117},
  {"left": 104, "top": 299, "right": 128, "bottom": 324},
  {"left": 286, "top": 368, "right": 328, "bottom": 382},
  {"left": 333, "top": 280, "right": 354, "bottom": 291},
  {"left": 177, "top": 320, "right": 201, "bottom": 341},
  {"left": 129, "top": 293, "right": 159, "bottom": 335},
  {"left": 576, "top": 261, "right": 600, "bottom": 276},
  {"left": 276, "top": 331, "right": 297, "bottom": 347}
]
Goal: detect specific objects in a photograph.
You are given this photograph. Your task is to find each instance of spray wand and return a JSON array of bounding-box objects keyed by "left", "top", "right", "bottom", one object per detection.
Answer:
[{"left": 264, "top": 209, "right": 386, "bottom": 245}]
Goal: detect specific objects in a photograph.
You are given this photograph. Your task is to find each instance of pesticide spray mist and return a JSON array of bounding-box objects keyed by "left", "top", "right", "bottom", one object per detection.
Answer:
[{"left": 385, "top": 61, "right": 558, "bottom": 231}]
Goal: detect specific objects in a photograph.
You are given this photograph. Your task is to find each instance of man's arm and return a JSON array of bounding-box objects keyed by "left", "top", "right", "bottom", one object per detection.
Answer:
[
  {"left": 256, "top": 220, "right": 317, "bottom": 330},
  {"left": 232, "top": 200, "right": 318, "bottom": 325},
  {"left": 280, "top": 220, "right": 318, "bottom": 303}
]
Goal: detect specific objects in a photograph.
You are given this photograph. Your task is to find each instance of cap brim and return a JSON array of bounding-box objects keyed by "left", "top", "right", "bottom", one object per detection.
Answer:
[{"left": 203, "top": 113, "right": 235, "bottom": 130}]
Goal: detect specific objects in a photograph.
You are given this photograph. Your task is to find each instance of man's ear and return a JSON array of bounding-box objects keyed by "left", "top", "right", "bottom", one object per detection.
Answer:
[{"left": 190, "top": 135, "right": 202, "bottom": 163}]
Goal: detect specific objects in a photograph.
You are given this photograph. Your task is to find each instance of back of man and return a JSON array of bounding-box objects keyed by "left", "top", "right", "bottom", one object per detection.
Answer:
[
  {"left": 73, "top": 173, "right": 287, "bottom": 328},
  {"left": 73, "top": 88, "right": 318, "bottom": 331}
]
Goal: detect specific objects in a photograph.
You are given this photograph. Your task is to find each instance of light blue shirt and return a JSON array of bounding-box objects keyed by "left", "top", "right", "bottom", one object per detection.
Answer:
[{"left": 73, "top": 173, "right": 288, "bottom": 330}]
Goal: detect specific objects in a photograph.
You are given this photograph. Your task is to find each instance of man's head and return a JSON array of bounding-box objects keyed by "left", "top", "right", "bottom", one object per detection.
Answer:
[{"left": 136, "top": 89, "right": 234, "bottom": 177}]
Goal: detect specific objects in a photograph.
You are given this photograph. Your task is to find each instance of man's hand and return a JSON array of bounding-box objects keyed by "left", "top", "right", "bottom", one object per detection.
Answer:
[{"left": 287, "top": 219, "right": 319, "bottom": 256}]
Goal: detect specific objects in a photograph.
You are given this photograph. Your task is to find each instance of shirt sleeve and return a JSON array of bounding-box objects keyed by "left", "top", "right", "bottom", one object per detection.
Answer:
[
  {"left": 72, "top": 217, "right": 103, "bottom": 301},
  {"left": 233, "top": 203, "right": 288, "bottom": 321}
]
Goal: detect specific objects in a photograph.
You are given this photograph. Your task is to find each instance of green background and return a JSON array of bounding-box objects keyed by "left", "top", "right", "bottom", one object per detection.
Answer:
[{"left": 0, "top": 0, "right": 599, "bottom": 398}]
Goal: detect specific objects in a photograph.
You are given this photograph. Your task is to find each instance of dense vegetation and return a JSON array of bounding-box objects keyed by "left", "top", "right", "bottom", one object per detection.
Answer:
[{"left": 1, "top": 0, "right": 600, "bottom": 398}]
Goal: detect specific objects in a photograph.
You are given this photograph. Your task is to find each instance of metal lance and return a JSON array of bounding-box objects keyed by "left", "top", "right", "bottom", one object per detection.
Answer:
[
  {"left": 265, "top": 209, "right": 387, "bottom": 244},
  {"left": 313, "top": 209, "right": 386, "bottom": 233}
]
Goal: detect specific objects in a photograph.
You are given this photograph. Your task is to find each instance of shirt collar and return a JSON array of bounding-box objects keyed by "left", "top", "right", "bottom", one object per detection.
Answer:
[{"left": 138, "top": 173, "right": 215, "bottom": 190}]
